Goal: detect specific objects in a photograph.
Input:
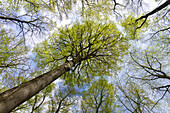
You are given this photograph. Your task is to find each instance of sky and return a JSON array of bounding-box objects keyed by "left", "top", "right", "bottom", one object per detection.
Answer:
[
  {"left": 0, "top": 0, "right": 169, "bottom": 112},
  {"left": 25, "top": 0, "right": 169, "bottom": 112}
]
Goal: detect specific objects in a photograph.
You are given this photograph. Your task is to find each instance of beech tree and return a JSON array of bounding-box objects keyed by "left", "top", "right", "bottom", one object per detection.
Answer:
[
  {"left": 126, "top": 1, "right": 170, "bottom": 111},
  {"left": 129, "top": 51, "right": 170, "bottom": 111},
  {"left": 0, "top": 28, "right": 29, "bottom": 91},
  {"left": 80, "top": 77, "right": 117, "bottom": 113},
  {"left": 0, "top": 0, "right": 169, "bottom": 112},
  {"left": 116, "top": 80, "right": 155, "bottom": 113},
  {"left": 47, "top": 83, "right": 78, "bottom": 113},
  {"left": 119, "top": 1, "right": 170, "bottom": 111},
  {"left": 0, "top": 19, "right": 132, "bottom": 112}
]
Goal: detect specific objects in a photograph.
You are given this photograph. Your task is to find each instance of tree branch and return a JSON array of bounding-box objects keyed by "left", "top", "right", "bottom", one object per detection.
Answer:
[
  {"left": 136, "top": 0, "right": 170, "bottom": 22},
  {"left": 151, "top": 88, "right": 168, "bottom": 110},
  {"left": 0, "top": 16, "right": 39, "bottom": 27},
  {"left": 150, "top": 26, "right": 170, "bottom": 39},
  {"left": 135, "top": 0, "right": 170, "bottom": 29}
]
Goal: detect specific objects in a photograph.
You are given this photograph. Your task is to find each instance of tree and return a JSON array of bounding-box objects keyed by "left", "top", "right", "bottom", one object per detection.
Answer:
[
  {"left": 0, "top": 28, "right": 29, "bottom": 91},
  {"left": 128, "top": 49, "right": 170, "bottom": 111},
  {"left": 116, "top": 80, "right": 155, "bottom": 113},
  {"left": 0, "top": 19, "right": 131, "bottom": 112},
  {"left": 80, "top": 77, "right": 118, "bottom": 113},
  {"left": 11, "top": 84, "right": 53, "bottom": 113},
  {"left": 0, "top": 0, "right": 169, "bottom": 112},
  {"left": 47, "top": 83, "right": 78, "bottom": 113},
  {"left": 119, "top": 1, "right": 170, "bottom": 111},
  {"left": 127, "top": 0, "right": 170, "bottom": 109},
  {"left": 0, "top": 0, "right": 124, "bottom": 37}
]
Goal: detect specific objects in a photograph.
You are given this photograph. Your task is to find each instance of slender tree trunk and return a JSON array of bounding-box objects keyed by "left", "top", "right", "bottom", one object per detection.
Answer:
[{"left": 0, "top": 58, "right": 80, "bottom": 113}]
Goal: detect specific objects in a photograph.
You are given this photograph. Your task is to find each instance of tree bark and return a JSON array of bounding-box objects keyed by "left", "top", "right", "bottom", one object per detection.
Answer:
[{"left": 0, "top": 58, "right": 80, "bottom": 113}]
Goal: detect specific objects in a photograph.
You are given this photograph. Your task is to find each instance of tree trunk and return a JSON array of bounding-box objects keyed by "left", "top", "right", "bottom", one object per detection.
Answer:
[{"left": 0, "top": 58, "right": 80, "bottom": 113}]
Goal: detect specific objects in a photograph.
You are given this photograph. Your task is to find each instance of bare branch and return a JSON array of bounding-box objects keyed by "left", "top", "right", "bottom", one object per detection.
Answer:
[
  {"left": 153, "top": 84, "right": 170, "bottom": 90},
  {"left": 150, "top": 27, "right": 170, "bottom": 39},
  {"left": 135, "top": 0, "right": 170, "bottom": 29},
  {"left": 55, "top": 93, "right": 70, "bottom": 113},
  {"left": 130, "top": 52, "right": 170, "bottom": 80},
  {"left": 151, "top": 88, "right": 168, "bottom": 110},
  {"left": 136, "top": 0, "right": 170, "bottom": 22}
]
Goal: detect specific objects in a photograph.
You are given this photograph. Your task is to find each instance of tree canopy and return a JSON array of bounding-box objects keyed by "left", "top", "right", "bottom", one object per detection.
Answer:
[{"left": 0, "top": 0, "right": 169, "bottom": 112}]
